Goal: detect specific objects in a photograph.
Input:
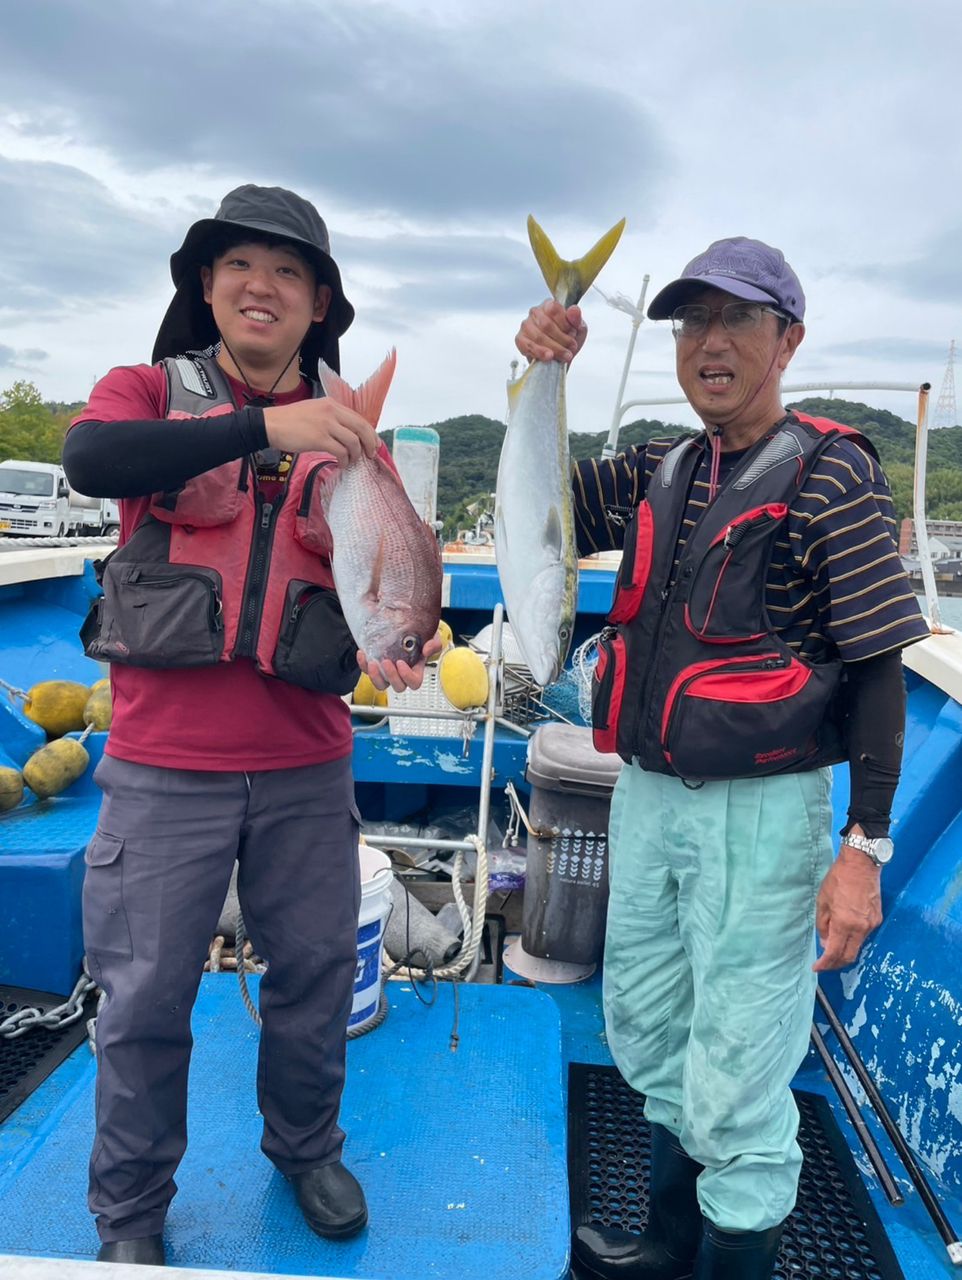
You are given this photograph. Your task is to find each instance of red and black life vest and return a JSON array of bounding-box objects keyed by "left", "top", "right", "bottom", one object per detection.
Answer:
[
  {"left": 81, "top": 353, "right": 359, "bottom": 695},
  {"left": 591, "top": 413, "right": 876, "bottom": 780}
]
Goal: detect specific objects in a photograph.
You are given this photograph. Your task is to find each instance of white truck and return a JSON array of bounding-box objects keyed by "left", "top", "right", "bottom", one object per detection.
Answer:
[
  {"left": 0, "top": 460, "right": 118, "bottom": 538},
  {"left": 68, "top": 489, "right": 121, "bottom": 537}
]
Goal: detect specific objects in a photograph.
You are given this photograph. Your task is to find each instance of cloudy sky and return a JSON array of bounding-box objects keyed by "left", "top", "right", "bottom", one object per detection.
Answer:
[{"left": 2, "top": 0, "right": 960, "bottom": 437}]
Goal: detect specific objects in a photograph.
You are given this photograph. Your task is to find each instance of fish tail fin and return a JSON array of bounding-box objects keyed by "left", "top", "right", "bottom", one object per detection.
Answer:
[
  {"left": 317, "top": 348, "right": 398, "bottom": 428},
  {"left": 527, "top": 216, "right": 626, "bottom": 307}
]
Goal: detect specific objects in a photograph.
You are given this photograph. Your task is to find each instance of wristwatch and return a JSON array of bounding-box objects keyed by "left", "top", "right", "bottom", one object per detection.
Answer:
[{"left": 842, "top": 832, "right": 894, "bottom": 867}]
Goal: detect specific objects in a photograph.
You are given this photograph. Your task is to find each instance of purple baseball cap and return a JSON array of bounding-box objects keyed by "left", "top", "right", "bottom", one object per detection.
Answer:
[{"left": 647, "top": 236, "right": 805, "bottom": 322}]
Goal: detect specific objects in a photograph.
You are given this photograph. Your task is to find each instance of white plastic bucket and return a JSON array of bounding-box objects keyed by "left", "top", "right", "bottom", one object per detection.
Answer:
[{"left": 350, "top": 845, "right": 394, "bottom": 1030}]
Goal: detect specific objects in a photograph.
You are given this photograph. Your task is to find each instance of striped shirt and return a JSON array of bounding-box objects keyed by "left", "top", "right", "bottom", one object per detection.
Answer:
[{"left": 573, "top": 416, "right": 929, "bottom": 662}]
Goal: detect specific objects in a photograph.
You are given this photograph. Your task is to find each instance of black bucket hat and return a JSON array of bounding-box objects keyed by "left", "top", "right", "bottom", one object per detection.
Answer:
[{"left": 151, "top": 184, "right": 355, "bottom": 373}]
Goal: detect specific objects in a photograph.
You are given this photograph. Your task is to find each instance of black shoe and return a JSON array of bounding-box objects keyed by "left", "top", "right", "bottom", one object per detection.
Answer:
[
  {"left": 692, "top": 1219, "right": 784, "bottom": 1279},
  {"left": 96, "top": 1235, "right": 165, "bottom": 1265},
  {"left": 572, "top": 1125, "right": 701, "bottom": 1279},
  {"left": 291, "top": 1161, "right": 368, "bottom": 1240}
]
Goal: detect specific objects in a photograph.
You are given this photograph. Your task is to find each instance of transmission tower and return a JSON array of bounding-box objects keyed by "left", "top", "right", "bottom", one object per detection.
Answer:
[{"left": 932, "top": 339, "right": 957, "bottom": 428}]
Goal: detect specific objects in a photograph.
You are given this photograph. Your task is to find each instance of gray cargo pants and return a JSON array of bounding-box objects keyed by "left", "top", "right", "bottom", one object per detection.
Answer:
[{"left": 82, "top": 753, "right": 361, "bottom": 1242}]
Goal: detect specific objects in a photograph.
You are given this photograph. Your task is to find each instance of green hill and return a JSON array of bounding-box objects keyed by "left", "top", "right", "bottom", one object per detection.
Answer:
[
  {"left": 4, "top": 376, "right": 961, "bottom": 531},
  {"left": 786, "top": 397, "right": 962, "bottom": 523},
  {"left": 383, "top": 413, "right": 691, "bottom": 537},
  {"left": 385, "top": 398, "right": 962, "bottom": 534}
]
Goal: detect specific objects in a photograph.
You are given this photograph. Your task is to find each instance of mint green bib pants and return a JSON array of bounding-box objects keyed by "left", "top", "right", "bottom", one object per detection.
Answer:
[{"left": 602, "top": 762, "right": 834, "bottom": 1233}]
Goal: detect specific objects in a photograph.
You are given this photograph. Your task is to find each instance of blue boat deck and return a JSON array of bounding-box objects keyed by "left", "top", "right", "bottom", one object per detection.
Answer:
[
  {"left": 0, "top": 980, "right": 570, "bottom": 1279},
  {"left": 1, "top": 970, "right": 961, "bottom": 1278},
  {"left": 4, "top": 548, "right": 962, "bottom": 1277}
]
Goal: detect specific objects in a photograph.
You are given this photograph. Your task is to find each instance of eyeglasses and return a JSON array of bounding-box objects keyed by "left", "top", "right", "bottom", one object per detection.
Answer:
[{"left": 670, "top": 301, "right": 790, "bottom": 338}]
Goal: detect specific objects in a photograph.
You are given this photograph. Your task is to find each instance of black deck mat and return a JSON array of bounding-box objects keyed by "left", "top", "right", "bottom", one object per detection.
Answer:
[
  {"left": 568, "top": 1063, "right": 904, "bottom": 1280},
  {"left": 0, "top": 985, "right": 94, "bottom": 1124}
]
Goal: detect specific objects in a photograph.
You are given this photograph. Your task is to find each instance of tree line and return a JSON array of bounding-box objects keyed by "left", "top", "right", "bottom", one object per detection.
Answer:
[
  {"left": 0, "top": 382, "right": 82, "bottom": 465},
  {"left": 3, "top": 378, "right": 961, "bottom": 531},
  {"left": 381, "top": 398, "right": 962, "bottom": 535}
]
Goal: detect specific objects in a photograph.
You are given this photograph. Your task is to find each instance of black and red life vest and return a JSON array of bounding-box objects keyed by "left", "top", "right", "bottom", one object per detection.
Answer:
[
  {"left": 591, "top": 413, "right": 876, "bottom": 780},
  {"left": 82, "top": 353, "right": 360, "bottom": 695}
]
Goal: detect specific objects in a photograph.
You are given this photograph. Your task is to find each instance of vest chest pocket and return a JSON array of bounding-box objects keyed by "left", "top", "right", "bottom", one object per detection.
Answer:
[
  {"left": 684, "top": 504, "right": 787, "bottom": 642},
  {"left": 591, "top": 629, "right": 628, "bottom": 755},
  {"left": 293, "top": 462, "right": 336, "bottom": 557},
  {"left": 88, "top": 562, "right": 225, "bottom": 667},
  {"left": 608, "top": 503, "right": 653, "bottom": 625},
  {"left": 149, "top": 459, "right": 247, "bottom": 528}
]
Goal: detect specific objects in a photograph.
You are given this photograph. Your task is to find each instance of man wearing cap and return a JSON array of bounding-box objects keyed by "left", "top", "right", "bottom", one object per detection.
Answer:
[
  {"left": 63, "top": 185, "right": 435, "bottom": 1264},
  {"left": 516, "top": 238, "right": 927, "bottom": 1279}
]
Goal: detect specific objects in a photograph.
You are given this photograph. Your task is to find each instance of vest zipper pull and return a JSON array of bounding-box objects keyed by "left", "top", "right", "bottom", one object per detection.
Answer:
[{"left": 260, "top": 502, "right": 274, "bottom": 531}]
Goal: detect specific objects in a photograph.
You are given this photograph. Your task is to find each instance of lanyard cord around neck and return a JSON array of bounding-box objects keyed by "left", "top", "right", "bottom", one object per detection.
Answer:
[{"left": 219, "top": 334, "right": 304, "bottom": 409}]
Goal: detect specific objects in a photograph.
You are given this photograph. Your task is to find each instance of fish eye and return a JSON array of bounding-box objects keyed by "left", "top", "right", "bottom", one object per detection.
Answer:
[
  {"left": 559, "top": 625, "right": 570, "bottom": 640},
  {"left": 401, "top": 634, "right": 418, "bottom": 653}
]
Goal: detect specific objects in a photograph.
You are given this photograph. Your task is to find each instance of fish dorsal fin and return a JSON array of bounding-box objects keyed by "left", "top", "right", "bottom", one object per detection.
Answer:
[
  {"left": 527, "top": 216, "right": 626, "bottom": 308},
  {"left": 317, "top": 349, "right": 398, "bottom": 429}
]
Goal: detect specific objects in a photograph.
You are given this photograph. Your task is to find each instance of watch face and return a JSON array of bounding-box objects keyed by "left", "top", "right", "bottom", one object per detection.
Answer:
[{"left": 873, "top": 837, "right": 895, "bottom": 864}]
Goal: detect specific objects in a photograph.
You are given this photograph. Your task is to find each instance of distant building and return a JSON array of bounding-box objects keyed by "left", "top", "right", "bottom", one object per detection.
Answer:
[
  {"left": 900, "top": 518, "right": 962, "bottom": 595},
  {"left": 899, "top": 518, "right": 962, "bottom": 557}
]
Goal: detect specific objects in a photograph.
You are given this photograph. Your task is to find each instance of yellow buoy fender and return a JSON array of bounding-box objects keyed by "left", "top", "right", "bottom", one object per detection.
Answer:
[
  {"left": 438, "top": 646, "right": 489, "bottom": 710},
  {"left": 427, "top": 619, "right": 454, "bottom": 663},
  {"left": 83, "top": 685, "right": 113, "bottom": 731},
  {"left": 352, "top": 672, "right": 389, "bottom": 708},
  {"left": 0, "top": 766, "right": 24, "bottom": 812},
  {"left": 23, "top": 680, "right": 90, "bottom": 737},
  {"left": 22, "top": 738, "right": 90, "bottom": 799}
]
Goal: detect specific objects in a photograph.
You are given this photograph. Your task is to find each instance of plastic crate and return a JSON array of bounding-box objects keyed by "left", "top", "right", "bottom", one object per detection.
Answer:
[{"left": 387, "top": 665, "right": 458, "bottom": 737}]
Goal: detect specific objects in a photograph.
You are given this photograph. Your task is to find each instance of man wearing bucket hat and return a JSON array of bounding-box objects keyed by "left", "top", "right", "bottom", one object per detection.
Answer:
[
  {"left": 516, "top": 238, "right": 927, "bottom": 1279},
  {"left": 63, "top": 184, "right": 436, "bottom": 1264}
]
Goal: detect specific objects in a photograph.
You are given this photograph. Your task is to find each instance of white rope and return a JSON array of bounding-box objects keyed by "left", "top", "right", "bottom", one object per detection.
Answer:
[
  {"left": 571, "top": 631, "right": 602, "bottom": 724},
  {"left": 384, "top": 832, "right": 489, "bottom": 981}
]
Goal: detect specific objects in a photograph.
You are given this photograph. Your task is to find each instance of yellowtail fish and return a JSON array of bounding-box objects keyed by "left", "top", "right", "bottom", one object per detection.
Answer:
[
  {"left": 318, "top": 350, "right": 442, "bottom": 665},
  {"left": 494, "top": 216, "right": 625, "bottom": 686}
]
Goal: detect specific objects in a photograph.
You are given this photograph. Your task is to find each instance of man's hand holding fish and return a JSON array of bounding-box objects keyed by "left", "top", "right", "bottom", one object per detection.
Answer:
[
  {"left": 516, "top": 299, "right": 587, "bottom": 365},
  {"left": 358, "top": 636, "right": 442, "bottom": 694},
  {"left": 262, "top": 397, "right": 379, "bottom": 465}
]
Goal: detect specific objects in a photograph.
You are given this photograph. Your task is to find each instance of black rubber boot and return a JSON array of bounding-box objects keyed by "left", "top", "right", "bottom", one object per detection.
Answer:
[
  {"left": 572, "top": 1124, "right": 702, "bottom": 1279},
  {"left": 96, "top": 1235, "right": 165, "bottom": 1265},
  {"left": 291, "top": 1161, "right": 368, "bottom": 1239},
  {"left": 692, "top": 1218, "right": 784, "bottom": 1279}
]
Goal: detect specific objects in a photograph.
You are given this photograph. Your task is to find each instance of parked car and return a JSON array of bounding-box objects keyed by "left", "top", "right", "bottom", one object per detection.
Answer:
[{"left": 0, "top": 460, "right": 82, "bottom": 537}]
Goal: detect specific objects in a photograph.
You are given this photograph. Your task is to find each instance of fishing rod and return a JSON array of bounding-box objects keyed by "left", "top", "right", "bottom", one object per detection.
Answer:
[
  {"left": 816, "top": 986, "right": 962, "bottom": 1266},
  {"left": 809, "top": 1021, "right": 903, "bottom": 1206}
]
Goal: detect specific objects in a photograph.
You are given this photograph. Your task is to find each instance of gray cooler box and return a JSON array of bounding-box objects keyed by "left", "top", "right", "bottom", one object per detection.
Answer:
[{"left": 521, "top": 724, "right": 623, "bottom": 965}]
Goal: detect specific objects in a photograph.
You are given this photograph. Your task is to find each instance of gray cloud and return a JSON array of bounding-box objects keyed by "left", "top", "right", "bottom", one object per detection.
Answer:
[
  {"left": 0, "top": 342, "right": 49, "bottom": 367},
  {"left": 341, "top": 230, "right": 534, "bottom": 324},
  {"left": 0, "top": 157, "right": 554, "bottom": 329},
  {"left": 0, "top": 157, "right": 170, "bottom": 313},
  {"left": 819, "top": 337, "right": 952, "bottom": 366},
  {"left": 1, "top": 3, "right": 665, "bottom": 222},
  {"left": 845, "top": 224, "right": 962, "bottom": 307}
]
